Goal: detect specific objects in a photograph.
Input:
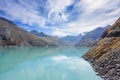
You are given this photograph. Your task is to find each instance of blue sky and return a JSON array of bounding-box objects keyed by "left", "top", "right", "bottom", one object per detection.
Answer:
[{"left": 0, "top": 0, "right": 120, "bottom": 36}]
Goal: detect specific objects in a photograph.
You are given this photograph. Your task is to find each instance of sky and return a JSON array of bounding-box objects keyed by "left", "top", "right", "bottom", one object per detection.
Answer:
[{"left": 0, "top": 0, "right": 120, "bottom": 37}]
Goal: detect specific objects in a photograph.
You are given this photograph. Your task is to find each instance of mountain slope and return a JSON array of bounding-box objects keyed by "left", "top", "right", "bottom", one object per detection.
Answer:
[
  {"left": 30, "top": 30, "right": 72, "bottom": 46},
  {"left": 0, "top": 17, "right": 58, "bottom": 46},
  {"left": 75, "top": 25, "right": 110, "bottom": 47},
  {"left": 30, "top": 30, "right": 48, "bottom": 37},
  {"left": 83, "top": 17, "right": 120, "bottom": 80},
  {"left": 62, "top": 34, "right": 83, "bottom": 44}
]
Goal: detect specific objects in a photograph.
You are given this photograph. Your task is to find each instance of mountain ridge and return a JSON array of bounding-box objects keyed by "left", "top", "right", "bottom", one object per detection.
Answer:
[
  {"left": 75, "top": 25, "right": 110, "bottom": 47},
  {"left": 0, "top": 17, "right": 58, "bottom": 47},
  {"left": 30, "top": 30, "right": 72, "bottom": 46},
  {"left": 62, "top": 34, "right": 83, "bottom": 44}
]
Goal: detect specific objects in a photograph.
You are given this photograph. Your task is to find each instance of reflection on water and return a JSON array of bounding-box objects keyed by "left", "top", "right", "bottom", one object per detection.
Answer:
[{"left": 0, "top": 47, "right": 102, "bottom": 80}]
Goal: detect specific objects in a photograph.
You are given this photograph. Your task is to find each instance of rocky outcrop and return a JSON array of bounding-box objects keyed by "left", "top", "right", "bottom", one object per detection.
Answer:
[
  {"left": 83, "top": 17, "right": 120, "bottom": 80},
  {"left": 0, "top": 17, "right": 58, "bottom": 47},
  {"left": 102, "top": 18, "right": 120, "bottom": 38},
  {"left": 75, "top": 26, "right": 110, "bottom": 47},
  {"left": 93, "top": 48, "right": 120, "bottom": 80}
]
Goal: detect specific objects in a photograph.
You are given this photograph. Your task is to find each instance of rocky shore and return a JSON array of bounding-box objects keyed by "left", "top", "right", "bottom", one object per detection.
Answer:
[
  {"left": 92, "top": 48, "right": 120, "bottom": 80},
  {"left": 83, "top": 17, "right": 120, "bottom": 80}
]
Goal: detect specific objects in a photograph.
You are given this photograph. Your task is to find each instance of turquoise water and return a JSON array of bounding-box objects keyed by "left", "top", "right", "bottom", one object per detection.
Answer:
[{"left": 0, "top": 47, "right": 102, "bottom": 80}]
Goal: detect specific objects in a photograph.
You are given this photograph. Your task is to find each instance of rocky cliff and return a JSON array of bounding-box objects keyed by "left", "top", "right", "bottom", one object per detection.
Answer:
[
  {"left": 83, "top": 17, "right": 120, "bottom": 80},
  {"left": 0, "top": 17, "right": 58, "bottom": 47}
]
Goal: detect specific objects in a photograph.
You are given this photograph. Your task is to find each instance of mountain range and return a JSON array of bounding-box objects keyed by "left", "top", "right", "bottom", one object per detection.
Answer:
[
  {"left": 75, "top": 25, "right": 110, "bottom": 47},
  {"left": 0, "top": 17, "right": 111, "bottom": 47},
  {"left": 62, "top": 34, "right": 84, "bottom": 44},
  {"left": 30, "top": 30, "right": 73, "bottom": 46},
  {"left": 0, "top": 17, "right": 58, "bottom": 47}
]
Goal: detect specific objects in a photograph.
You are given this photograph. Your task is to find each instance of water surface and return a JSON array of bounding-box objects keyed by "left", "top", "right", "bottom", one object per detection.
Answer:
[{"left": 0, "top": 47, "right": 102, "bottom": 80}]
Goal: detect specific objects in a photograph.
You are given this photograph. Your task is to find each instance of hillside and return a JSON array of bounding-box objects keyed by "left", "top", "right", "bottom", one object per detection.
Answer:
[
  {"left": 75, "top": 25, "right": 110, "bottom": 47},
  {"left": 0, "top": 17, "right": 58, "bottom": 47},
  {"left": 83, "top": 17, "right": 120, "bottom": 80},
  {"left": 30, "top": 30, "right": 72, "bottom": 46},
  {"left": 62, "top": 34, "right": 83, "bottom": 44}
]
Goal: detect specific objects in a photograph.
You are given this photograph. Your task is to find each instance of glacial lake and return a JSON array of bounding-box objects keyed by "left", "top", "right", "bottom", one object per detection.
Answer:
[{"left": 0, "top": 47, "right": 102, "bottom": 80}]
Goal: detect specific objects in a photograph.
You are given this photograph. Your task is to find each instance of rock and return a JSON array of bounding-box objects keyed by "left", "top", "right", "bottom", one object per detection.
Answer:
[
  {"left": 102, "top": 17, "right": 120, "bottom": 38},
  {"left": 0, "top": 17, "right": 58, "bottom": 47},
  {"left": 83, "top": 17, "right": 120, "bottom": 80},
  {"left": 93, "top": 49, "right": 120, "bottom": 80}
]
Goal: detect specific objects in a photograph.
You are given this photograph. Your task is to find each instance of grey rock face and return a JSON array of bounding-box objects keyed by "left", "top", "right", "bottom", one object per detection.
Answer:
[{"left": 93, "top": 49, "right": 120, "bottom": 80}]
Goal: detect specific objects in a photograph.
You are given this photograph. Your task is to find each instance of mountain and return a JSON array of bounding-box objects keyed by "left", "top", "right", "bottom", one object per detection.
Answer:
[
  {"left": 30, "top": 30, "right": 72, "bottom": 46},
  {"left": 83, "top": 17, "right": 120, "bottom": 80},
  {"left": 0, "top": 17, "right": 58, "bottom": 47},
  {"left": 30, "top": 30, "right": 48, "bottom": 37},
  {"left": 62, "top": 34, "right": 83, "bottom": 44},
  {"left": 75, "top": 25, "right": 110, "bottom": 47}
]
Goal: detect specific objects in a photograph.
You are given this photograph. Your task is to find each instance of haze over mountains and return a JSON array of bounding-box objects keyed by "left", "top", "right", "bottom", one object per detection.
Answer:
[
  {"left": 31, "top": 26, "right": 110, "bottom": 47},
  {"left": 62, "top": 34, "right": 84, "bottom": 44},
  {"left": 0, "top": 17, "right": 111, "bottom": 47},
  {"left": 30, "top": 30, "right": 73, "bottom": 46},
  {"left": 30, "top": 30, "right": 86, "bottom": 46}
]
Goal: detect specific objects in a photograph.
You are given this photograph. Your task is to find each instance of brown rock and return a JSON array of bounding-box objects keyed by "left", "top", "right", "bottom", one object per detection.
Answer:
[
  {"left": 0, "top": 17, "right": 58, "bottom": 47},
  {"left": 83, "top": 17, "right": 120, "bottom": 80}
]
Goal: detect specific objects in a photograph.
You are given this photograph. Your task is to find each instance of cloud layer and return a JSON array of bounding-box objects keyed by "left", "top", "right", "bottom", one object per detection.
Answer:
[{"left": 0, "top": 0, "right": 120, "bottom": 36}]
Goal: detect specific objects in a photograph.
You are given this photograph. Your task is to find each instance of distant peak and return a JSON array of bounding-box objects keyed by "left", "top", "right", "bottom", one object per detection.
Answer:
[
  {"left": 39, "top": 32, "right": 47, "bottom": 37},
  {"left": 31, "top": 30, "right": 38, "bottom": 33},
  {"left": 40, "top": 32, "right": 45, "bottom": 34},
  {"left": 66, "top": 35, "right": 71, "bottom": 37}
]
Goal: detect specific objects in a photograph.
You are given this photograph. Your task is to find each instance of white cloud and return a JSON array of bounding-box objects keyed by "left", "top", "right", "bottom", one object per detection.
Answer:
[
  {"left": 51, "top": 0, "right": 120, "bottom": 36},
  {"left": 108, "top": 8, "right": 120, "bottom": 16},
  {"left": 78, "top": 0, "right": 120, "bottom": 15},
  {"left": 46, "top": 0, "right": 73, "bottom": 23},
  {"left": 52, "top": 30, "right": 70, "bottom": 37},
  {"left": 0, "top": 0, "right": 46, "bottom": 27},
  {"left": 51, "top": 17, "right": 118, "bottom": 36},
  {"left": 0, "top": 0, "right": 120, "bottom": 36}
]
